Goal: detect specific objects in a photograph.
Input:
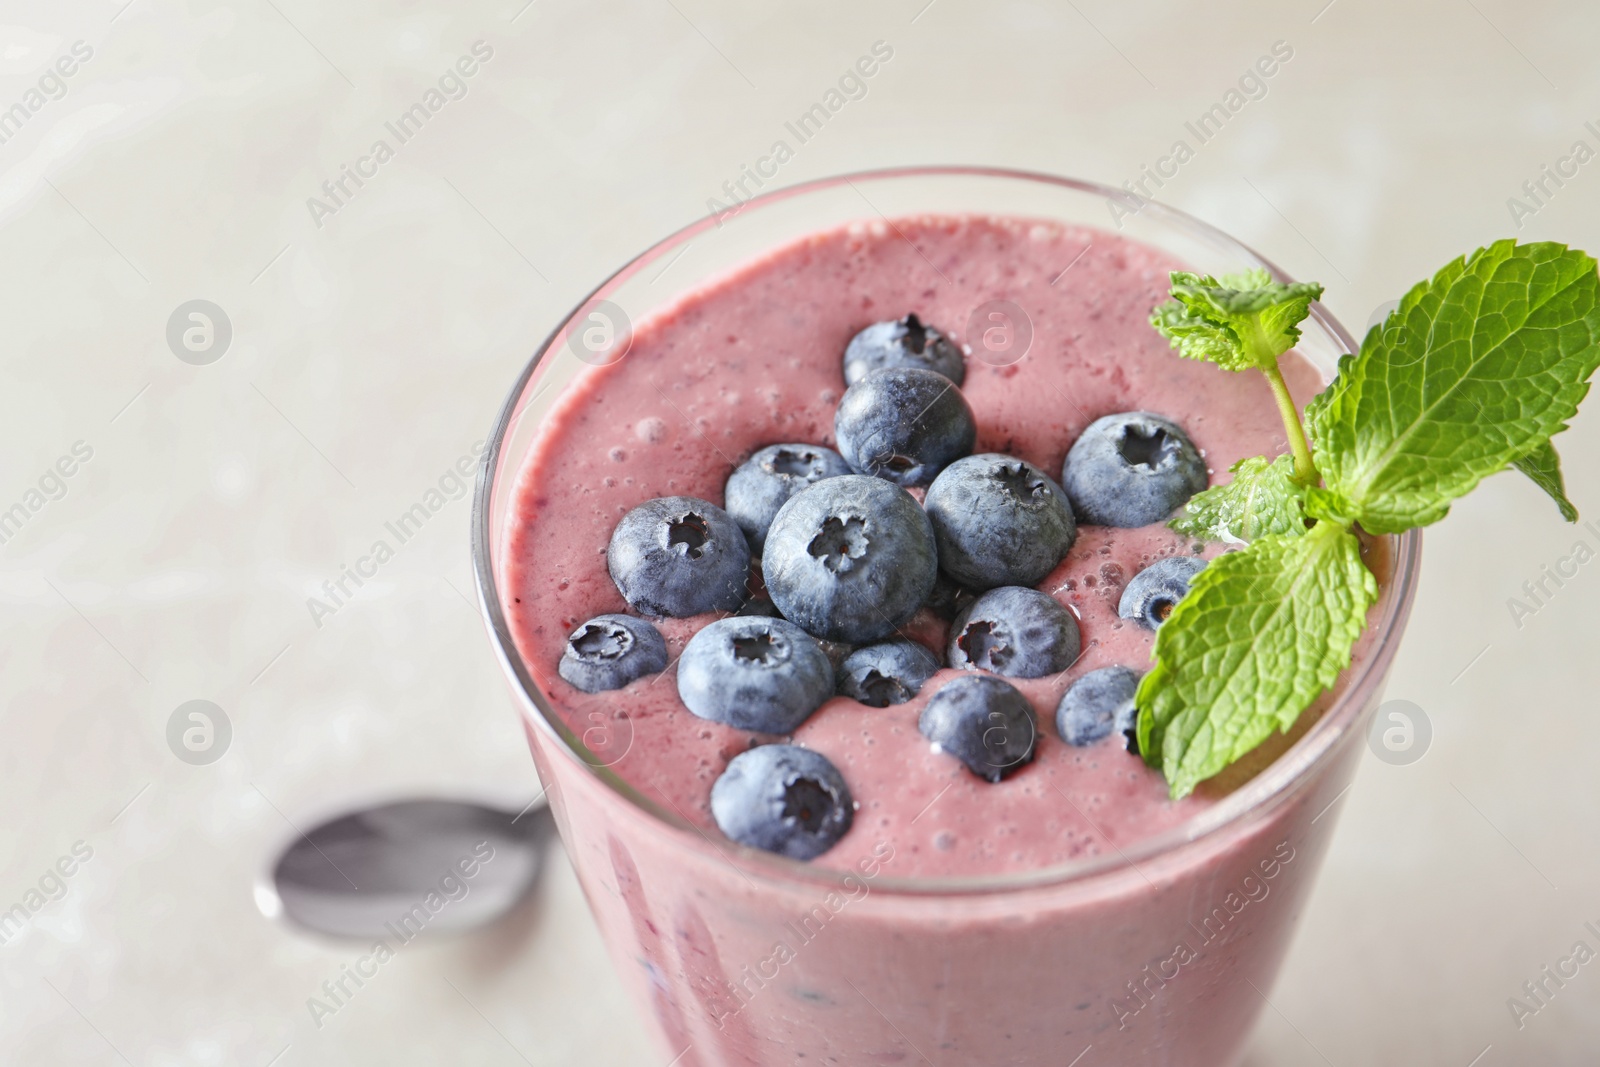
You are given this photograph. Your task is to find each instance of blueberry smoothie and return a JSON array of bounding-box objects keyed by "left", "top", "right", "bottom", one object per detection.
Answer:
[{"left": 496, "top": 215, "right": 1399, "bottom": 1064}]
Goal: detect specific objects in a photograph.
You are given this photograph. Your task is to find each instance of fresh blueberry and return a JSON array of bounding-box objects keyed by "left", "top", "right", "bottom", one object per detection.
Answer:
[
  {"left": 1119, "top": 556, "right": 1207, "bottom": 630},
  {"left": 1061, "top": 412, "right": 1208, "bottom": 527},
  {"left": 837, "top": 640, "right": 941, "bottom": 707},
  {"left": 948, "top": 586, "right": 1081, "bottom": 679},
  {"left": 677, "top": 617, "right": 834, "bottom": 735},
  {"left": 557, "top": 614, "right": 669, "bottom": 693},
  {"left": 710, "top": 744, "right": 854, "bottom": 860},
  {"left": 1056, "top": 666, "right": 1143, "bottom": 749},
  {"left": 834, "top": 367, "right": 976, "bottom": 488},
  {"left": 607, "top": 496, "right": 750, "bottom": 617},
  {"left": 843, "top": 314, "right": 966, "bottom": 387},
  {"left": 918, "top": 674, "right": 1037, "bottom": 782},
  {"left": 724, "top": 444, "right": 853, "bottom": 554},
  {"left": 924, "top": 454, "right": 1078, "bottom": 590},
  {"left": 763, "top": 475, "right": 938, "bottom": 644}
]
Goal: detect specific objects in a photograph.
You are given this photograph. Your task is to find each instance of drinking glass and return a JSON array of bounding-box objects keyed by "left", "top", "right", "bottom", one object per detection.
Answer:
[{"left": 472, "top": 167, "right": 1421, "bottom": 1067}]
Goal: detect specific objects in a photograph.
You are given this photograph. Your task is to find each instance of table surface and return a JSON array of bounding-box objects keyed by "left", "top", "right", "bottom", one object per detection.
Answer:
[{"left": 5, "top": 1, "right": 1600, "bottom": 1064}]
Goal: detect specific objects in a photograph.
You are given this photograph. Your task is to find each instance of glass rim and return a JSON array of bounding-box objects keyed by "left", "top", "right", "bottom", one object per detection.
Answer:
[{"left": 470, "top": 164, "right": 1424, "bottom": 897}]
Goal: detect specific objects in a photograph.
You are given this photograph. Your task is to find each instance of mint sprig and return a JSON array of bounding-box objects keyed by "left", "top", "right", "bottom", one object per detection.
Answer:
[
  {"left": 1140, "top": 240, "right": 1600, "bottom": 798},
  {"left": 1153, "top": 269, "right": 1324, "bottom": 484}
]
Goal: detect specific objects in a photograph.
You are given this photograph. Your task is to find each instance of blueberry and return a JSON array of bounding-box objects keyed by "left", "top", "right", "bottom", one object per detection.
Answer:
[
  {"left": 710, "top": 744, "right": 854, "bottom": 860},
  {"left": 918, "top": 674, "right": 1037, "bottom": 782},
  {"left": 843, "top": 314, "right": 966, "bottom": 387},
  {"left": 1118, "top": 556, "right": 1207, "bottom": 630},
  {"left": 834, "top": 367, "right": 976, "bottom": 488},
  {"left": 924, "top": 454, "right": 1078, "bottom": 590},
  {"left": 557, "top": 614, "right": 669, "bottom": 693},
  {"left": 1055, "top": 666, "right": 1143, "bottom": 749},
  {"left": 725, "top": 444, "right": 853, "bottom": 554},
  {"left": 1061, "top": 412, "right": 1208, "bottom": 527},
  {"left": 607, "top": 496, "right": 750, "bottom": 617},
  {"left": 677, "top": 617, "right": 834, "bottom": 734},
  {"left": 763, "top": 475, "right": 938, "bottom": 644},
  {"left": 948, "top": 586, "right": 1080, "bottom": 679},
  {"left": 837, "top": 640, "right": 941, "bottom": 707}
]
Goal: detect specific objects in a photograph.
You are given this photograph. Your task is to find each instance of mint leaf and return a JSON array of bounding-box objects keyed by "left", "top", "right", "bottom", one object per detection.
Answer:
[
  {"left": 1301, "top": 485, "right": 1362, "bottom": 528},
  {"left": 1308, "top": 241, "right": 1600, "bottom": 533},
  {"left": 1512, "top": 438, "right": 1578, "bottom": 522},
  {"left": 1151, "top": 269, "right": 1324, "bottom": 372},
  {"left": 1170, "top": 454, "right": 1307, "bottom": 543},
  {"left": 1150, "top": 300, "right": 1245, "bottom": 368},
  {"left": 1135, "top": 522, "right": 1378, "bottom": 799}
]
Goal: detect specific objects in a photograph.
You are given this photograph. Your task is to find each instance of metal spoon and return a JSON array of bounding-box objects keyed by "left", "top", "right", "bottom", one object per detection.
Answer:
[{"left": 256, "top": 797, "right": 555, "bottom": 940}]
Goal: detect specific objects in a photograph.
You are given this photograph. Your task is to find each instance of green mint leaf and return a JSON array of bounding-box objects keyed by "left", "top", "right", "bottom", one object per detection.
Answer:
[
  {"left": 1169, "top": 454, "right": 1307, "bottom": 543},
  {"left": 1309, "top": 240, "right": 1600, "bottom": 533},
  {"left": 1511, "top": 438, "right": 1578, "bottom": 522},
  {"left": 1135, "top": 522, "right": 1378, "bottom": 799},
  {"left": 1150, "top": 300, "right": 1246, "bottom": 368},
  {"left": 1300, "top": 486, "right": 1361, "bottom": 527},
  {"left": 1150, "top": 269, "right": 1324, "bottom": 372}
]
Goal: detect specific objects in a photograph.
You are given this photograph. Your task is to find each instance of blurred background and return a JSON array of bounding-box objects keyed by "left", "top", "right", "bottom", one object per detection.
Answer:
[{"left": 3, "top": 0, "right": 1599, "bottom": 1063}]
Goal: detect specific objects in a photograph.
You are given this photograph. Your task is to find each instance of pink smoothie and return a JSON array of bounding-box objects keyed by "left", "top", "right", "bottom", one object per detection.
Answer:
[
  {"left": 503, "top": 215, "right": 1381, "bottom": 876},
  {"left": 497, "top": 214, "right": 1399, "bottom": 1064}
]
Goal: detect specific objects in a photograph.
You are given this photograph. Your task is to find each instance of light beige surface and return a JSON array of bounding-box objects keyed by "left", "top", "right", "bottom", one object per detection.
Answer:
[{"left": 3, "top": 1, "right": 1599, "bottom": 1064}]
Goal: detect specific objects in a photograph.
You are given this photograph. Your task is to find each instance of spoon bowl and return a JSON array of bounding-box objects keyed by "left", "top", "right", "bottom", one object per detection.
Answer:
[{"left": 257, "top": 797, "right": 553, "bottom": 940}]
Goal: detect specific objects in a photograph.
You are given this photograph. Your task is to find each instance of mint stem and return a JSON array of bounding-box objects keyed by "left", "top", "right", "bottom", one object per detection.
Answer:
[{"left": 1261, "top": 360, "right": 1317, "bottom": 486}]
